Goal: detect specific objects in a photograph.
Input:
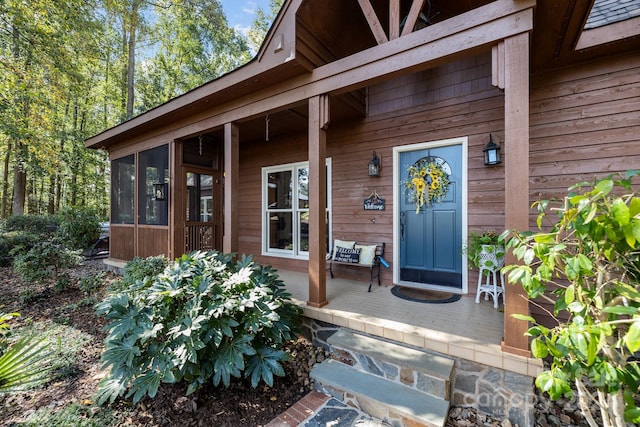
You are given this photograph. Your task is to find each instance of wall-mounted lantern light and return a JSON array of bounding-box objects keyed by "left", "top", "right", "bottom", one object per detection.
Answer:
[
  {"left": 153, "top": 183, "right": 166, "bottom": 201},
  {"left": 483, "top": 134, "right": 501, "bottom": 166},
  {"left": 368, "top": 151, "right": 381, "bottom": 176}
]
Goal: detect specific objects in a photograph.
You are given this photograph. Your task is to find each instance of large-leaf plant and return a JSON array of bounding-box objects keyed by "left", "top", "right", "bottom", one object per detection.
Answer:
[
  {"left": 0, "top": 313, "right": 54, "bottom": 392},
  {"left": 95, "top": 251, "right": 302, "bottom": 405},
  {"left": 503, "top": 172, "right": 640, "bottom": 427}
]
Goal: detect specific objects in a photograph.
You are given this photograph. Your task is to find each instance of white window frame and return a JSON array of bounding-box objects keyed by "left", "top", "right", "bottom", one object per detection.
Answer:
[{"left": 262, "top": 159, "right": 332, "bottom": 259}]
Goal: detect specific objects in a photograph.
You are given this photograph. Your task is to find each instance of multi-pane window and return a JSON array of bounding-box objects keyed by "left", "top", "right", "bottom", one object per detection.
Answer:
[{"left": 262, "top": 160, "right": 331, "bottom": 258}]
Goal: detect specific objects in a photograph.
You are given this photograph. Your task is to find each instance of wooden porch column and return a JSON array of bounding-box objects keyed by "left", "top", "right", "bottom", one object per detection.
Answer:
[
  {"left": 307, "top": 95, "right": 329, "bottom": 308},
  {"left": 223, "top": 122, "right": 239, "bottom": 254},
  {"left": 502, "top": 32, "right": 531, "bottom": 356},
  {"left": 170, "top": 140, "right": 184, "bottom": 259}
]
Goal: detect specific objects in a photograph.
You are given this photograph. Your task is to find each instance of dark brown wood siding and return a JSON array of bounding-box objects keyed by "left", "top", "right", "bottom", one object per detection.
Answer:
[
  {"left": 110, "top": 225, "right": 135, "bottom": 261},
  {"left": 137, "top": 227, "right": 169, "bottom": 259},
  {"left": 237, "top": 51, "right": 505, "bottom": 291},
  {"left": 528, "top": 52, "right": 640, "bottom": 325}
]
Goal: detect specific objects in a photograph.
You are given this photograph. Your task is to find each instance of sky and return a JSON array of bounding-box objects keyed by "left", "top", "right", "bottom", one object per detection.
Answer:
[{"left": 220, "top": 0, "right": 273, "bottom": 38}]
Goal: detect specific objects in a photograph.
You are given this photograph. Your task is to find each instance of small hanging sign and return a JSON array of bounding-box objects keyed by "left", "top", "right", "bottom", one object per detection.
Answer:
[{"left": 364, "top": 191, "right": 385, "bottom": 211}]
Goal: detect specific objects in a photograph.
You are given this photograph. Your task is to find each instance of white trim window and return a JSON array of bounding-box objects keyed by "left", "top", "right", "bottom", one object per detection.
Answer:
[{"left": 262, "top": 159, "right": 331, "bottom": 259}]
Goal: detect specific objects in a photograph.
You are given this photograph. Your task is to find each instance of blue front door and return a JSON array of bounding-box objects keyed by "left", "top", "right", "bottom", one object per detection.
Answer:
[{"left": 399, "top": 144, "right": 463, "bottom": 289}]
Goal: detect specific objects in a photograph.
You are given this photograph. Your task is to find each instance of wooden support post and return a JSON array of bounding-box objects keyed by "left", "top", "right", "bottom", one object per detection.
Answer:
[
  {"left": 169, "top": 140, "right": 183, "bottom": 259},
  {"left": 390, "top": 0, "right": 400, "bottom": 40},
  {"left": 223, "top": 122, "right": 239, "bottom": 254},
  {"left": 357, "top": 0, "right": 389, "bottom": 44},
  {"left": 502, "top": 32, "right": 531, "bottom": 357},
  {"left": 307, "top": 95, "right": 329, "bottom": 308},
  {"left": 401, "top": 0, "right": 427, "bottom": 37}
]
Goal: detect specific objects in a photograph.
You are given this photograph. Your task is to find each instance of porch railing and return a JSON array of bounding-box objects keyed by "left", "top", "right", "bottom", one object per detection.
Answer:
[{"left": 185, "top": 223, "right": 215, "bottom": 252}]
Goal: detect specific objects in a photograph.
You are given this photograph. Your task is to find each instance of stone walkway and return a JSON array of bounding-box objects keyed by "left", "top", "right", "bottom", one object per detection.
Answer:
[{"left": 265, "top": 391, "right": 390, "bottom": 427}]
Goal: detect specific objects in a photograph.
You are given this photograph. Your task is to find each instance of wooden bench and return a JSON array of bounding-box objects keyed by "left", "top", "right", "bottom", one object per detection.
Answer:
[{"left": 328, "top": 241, "right": 385, "bottom": 292}]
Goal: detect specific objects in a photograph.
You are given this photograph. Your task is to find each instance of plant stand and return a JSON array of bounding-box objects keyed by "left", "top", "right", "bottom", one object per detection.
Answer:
[{"left": 474, "top": 245, "right": 505, "bottom": 309}]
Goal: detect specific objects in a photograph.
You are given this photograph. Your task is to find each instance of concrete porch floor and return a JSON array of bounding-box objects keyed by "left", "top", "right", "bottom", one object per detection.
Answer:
[{"left": 278, "top": 270, "right": 542, "bottom": 378}]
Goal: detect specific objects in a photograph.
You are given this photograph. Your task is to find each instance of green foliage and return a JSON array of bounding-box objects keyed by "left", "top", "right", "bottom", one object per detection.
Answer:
[
  {"left": 19, "top": 402, "right": 122, "bottom": 427},
  {"left": 79, "top": 272, "right": 105, "bottom": 295},
  {"left": 109, "top": 255, "right": 169, "bottom": 294},
  {"left": 95, "top": 251, "right": 302, "bottom": 405},
  {"left": 0, "top": 232, "right": 40, "bottom": 267},
  {"left": 247, "top": 0, "right": 284, "bottom": 52},
  {"left": 0, "top": 314, "right": 54, "bottom": 392},
  {"left": 504, "top": 171, "right": 640, "bottom": 427},
  {"left": 56, "top": 207, "right": 102, "bottom": 250},
  {"left": 18, "top": 321, "right": 93, "bottom": 384},
  {"left": 12, "top": 240, "right": 81, "bottom": 286},
  {"left": 1, "top": 215, "right": 57, "bottom": 234},
  {"left": 464, "top": 230, "right": 505, "bottom": 269}
]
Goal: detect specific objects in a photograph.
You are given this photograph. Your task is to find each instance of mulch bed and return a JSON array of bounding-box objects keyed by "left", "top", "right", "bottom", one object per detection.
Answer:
[{"left": 0, "top": 260, "right": 323, "bottom": 427}]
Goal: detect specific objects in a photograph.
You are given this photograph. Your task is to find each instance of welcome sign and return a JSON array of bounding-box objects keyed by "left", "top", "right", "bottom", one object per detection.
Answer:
[{"left": 364, "top": 192, "right": 385, "bottom": 211}]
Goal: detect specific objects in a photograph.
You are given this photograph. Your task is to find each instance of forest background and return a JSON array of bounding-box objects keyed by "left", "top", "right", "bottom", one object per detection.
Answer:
[{"left": 0, "top": 0, "right": 283, "bottom": 219}]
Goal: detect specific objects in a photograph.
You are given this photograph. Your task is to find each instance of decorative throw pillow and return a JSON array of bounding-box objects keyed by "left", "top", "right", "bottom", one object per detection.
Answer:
[
  {"left": 334, "top": 246, "right": 361, "bottom": 263},
  {"left": 355, "top": 244, "right": 377, "bottom": 265},
  {"left": 332, "top": 240, "right": 356, "bottom": 260}
]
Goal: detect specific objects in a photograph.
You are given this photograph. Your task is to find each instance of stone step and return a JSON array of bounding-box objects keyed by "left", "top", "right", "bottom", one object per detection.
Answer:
[
  {"left": 327, "top": 329, "right": 454, "bottom": 400},
  {"left": 311, "top": 359, "right": 450, "bottom": 427}
]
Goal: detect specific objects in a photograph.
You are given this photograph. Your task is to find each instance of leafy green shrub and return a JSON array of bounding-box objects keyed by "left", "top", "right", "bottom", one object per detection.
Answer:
[
  {"left": 1, "top": 214, "right": 57, "bottom": 234},
  {"left": 0, "top": 313, "right": 54, "bottom": 392},
  {"left": 109, "top": 255, "right": 168, "bottom": 294},
  {"left": 0, "top": 232, "right": 40, "bottom": 267},
  {"left": 57, "top": 207, "right": 102, "bottom": 250},
  {"left": 80, "top": 272, "right": 105, "bottom": 295},
  {"left": 504, "top": 172, "right": 640, "bottom": 427},
  {"left": 12, "top": 240, "right": 81, "bottom": 286},
  {"left": 96, "top": 251, "right": 302, "bottom": 404}
]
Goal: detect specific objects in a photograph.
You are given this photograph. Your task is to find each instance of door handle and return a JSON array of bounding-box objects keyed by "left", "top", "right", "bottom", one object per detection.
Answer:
[{"left": 400, "top": 211, "right": 406, "bottom": 241}]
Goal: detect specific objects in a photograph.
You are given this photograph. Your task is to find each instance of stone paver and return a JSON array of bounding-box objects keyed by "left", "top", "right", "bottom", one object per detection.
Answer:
[{"left": 267, "top": 391, "right": 390, "bottom": 427}]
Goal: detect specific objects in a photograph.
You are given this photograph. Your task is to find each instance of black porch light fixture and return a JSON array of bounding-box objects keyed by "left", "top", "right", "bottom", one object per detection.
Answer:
[
  {"left": 368, "top": 151, "right": 381, "bottom": 177},
  {"left": 153, "top": 182, "right": 166, "bottom": 201},
  {"left": 483, "top": 134, "right": 501, "bottom": 166}
]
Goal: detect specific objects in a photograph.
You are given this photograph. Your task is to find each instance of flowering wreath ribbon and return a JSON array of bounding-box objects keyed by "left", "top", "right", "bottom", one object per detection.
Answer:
[{"left": 405, "top": 158, "right": 450, "bottom": 213}]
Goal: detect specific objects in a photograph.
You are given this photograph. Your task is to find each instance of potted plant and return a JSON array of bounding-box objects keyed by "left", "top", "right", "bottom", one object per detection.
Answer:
[{"left": 465, "top": 230, "right": 505, "bottom": 271}]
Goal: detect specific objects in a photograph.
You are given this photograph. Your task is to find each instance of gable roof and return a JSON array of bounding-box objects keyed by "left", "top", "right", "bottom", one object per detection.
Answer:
[
  {"left": 585, "top": 0, "right": 640, "bottom": 29},
  {"left": 86, "top": 0, "right": 639, "bottom": 150}
]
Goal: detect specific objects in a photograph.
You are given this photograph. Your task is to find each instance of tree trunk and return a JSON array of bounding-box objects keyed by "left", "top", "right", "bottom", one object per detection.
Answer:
[
  {"left": 12, "top": 161, "right": 26, "bottom": 215},
  {"left": 576, "top": 378, "right": 600, "bottom": 427},
  {"left": 126, "top": 21, "right": 136, "bottom": 118},
  {"left": 48, "top": 173, "right": 56, "bottom": 214},
  {"left": 1, "top": 141, "right": 12, "bottom": 218}
]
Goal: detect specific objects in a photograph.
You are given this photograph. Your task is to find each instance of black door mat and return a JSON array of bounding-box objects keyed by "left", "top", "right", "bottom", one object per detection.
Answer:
[{"left": 391, "top": 286, "right": 462, "bottom": 304}]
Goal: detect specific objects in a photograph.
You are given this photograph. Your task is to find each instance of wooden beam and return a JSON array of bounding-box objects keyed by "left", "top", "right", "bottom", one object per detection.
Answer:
[
  {"left": 86, "top": 0, "right": 535, "bottom": 149},
  {"left": 502, "top": 32, "right": 531, "bottom": 357},
  {"left": 223, "top": 122, "right": 239, "bottom": 254},
  {"left": 307, "top": 95, "right": 328, "bottom": 308},
  {"left": 401, "top": 0, "right": 427, "bottom": 37},
  {"left": 167, "top": 7, "right": 534, "bottom": 142},
  {"left": 390, "top": 0, "right": 401, "bottom": 40},
  {"left": 357, "top": 0, "right": 388, "bottom": 44}
]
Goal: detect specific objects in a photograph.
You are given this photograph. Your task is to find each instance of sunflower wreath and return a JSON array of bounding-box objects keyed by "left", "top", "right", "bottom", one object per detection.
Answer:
[{"left": 405, "top": 158, "right": 450, "bottom": 213}]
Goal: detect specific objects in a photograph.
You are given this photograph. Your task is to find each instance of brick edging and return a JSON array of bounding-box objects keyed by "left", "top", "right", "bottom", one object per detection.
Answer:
[{"left": 264, "top": 390, "right": 330, "bottom": 427}]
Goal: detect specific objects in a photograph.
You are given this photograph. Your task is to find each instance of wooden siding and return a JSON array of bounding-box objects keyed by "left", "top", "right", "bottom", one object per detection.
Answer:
[
  {"left": 137, "top": 226, "right": 169, "bottom": 259},
  {"left": 528, "top": 51, "right": 640, "bottom": 325},
  {"left": 236, "top": 52, "right": 505, "bottom": 293},
  {"left": 110, "top": 225, "right": 135, "bottom": 261}
]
